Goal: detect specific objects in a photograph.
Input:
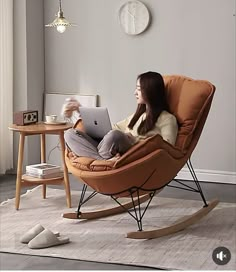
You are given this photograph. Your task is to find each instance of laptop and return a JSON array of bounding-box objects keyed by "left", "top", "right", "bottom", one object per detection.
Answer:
[{"left": 79, "top": 107, "right": 112, "bottom": 139}]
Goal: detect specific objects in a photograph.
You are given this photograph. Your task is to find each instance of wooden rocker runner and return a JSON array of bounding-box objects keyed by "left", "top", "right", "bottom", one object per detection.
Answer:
[{"left": 63, "top": 75, "right": 219, "bottom": 239}]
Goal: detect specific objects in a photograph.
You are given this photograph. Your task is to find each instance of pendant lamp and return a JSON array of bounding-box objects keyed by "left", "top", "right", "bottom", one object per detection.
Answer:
[{"left": 45, "top": 0, "right": 76, "bottom": 33}]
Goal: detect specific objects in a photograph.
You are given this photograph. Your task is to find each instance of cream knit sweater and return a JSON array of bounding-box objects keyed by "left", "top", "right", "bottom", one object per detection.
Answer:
[{"left": 112, "top": 110, "right": 178, "bottom": 145}]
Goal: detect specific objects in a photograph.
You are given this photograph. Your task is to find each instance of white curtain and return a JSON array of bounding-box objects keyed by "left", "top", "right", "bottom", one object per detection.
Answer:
[{"left": 0, "top": 0, "right": 13, "bottom": 174}]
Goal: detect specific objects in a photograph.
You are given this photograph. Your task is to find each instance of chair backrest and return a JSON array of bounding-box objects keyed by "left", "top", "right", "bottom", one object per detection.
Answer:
[{"left": 164, "top": 75, "right": 215, "bottom": 154}]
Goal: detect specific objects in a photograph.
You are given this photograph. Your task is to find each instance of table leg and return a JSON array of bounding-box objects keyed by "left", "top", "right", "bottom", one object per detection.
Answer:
[
  {"left": 59, "top": 132, "right": 71, "bottom": 208},
  {"left": 15, "top": 133, "right": 25, "bottom": 210},
  {"left": 40, "top": 134, "right": 47, "bottom": 199}
]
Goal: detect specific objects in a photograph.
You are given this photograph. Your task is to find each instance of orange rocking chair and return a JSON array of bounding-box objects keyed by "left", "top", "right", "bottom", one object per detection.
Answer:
[{"left": 63, "top": 75, "right": 219, "bottom": 239}]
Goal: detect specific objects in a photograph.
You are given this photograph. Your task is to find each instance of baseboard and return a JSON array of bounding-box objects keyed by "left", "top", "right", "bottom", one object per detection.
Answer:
[
  {"left": 3, "top": 168, "right": 235, "bottom": 185},
  {"left": 177, "top": 168, "right": 236, "bottom": 185}
]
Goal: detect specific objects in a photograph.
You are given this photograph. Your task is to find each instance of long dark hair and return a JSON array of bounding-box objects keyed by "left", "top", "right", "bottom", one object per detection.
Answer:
[{"left": 128, "top": 71, "right": 169, "bottom": 135}]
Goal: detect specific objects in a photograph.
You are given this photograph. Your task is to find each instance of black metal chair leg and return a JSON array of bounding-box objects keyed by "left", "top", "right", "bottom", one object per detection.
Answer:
[
  {"left": 111, "top": 189, "right": 156, "bottom": 232},
  {"left": 187, "top": 158, "right": 208, "bottom": 207},
  {"left": 76, "top": 184, "right": 88, "bottom": 216}
]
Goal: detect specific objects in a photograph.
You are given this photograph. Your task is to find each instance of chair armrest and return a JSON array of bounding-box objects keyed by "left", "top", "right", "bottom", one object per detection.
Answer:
[
  {"left": 114, "top": 134, "right": 184, "bottom": 169},
  {"left": 73, "top": 119, "right": 85, "bottom": 131},
  {"left": 66, "top": 129, "right": 184, "bottom": 171}
]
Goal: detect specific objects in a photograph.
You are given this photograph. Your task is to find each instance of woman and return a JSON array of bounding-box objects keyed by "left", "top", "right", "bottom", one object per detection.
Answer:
[{"left": 64, "top": 71, "right": 178, "bottom": 160}]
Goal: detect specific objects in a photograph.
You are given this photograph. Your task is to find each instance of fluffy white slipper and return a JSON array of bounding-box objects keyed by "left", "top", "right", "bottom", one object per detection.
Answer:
[
  {"left": 28, "top": 229, "right": 70, "bottom": 249},
  {"left": 20, "top": 224, "right": 59, "bottom": 244}
]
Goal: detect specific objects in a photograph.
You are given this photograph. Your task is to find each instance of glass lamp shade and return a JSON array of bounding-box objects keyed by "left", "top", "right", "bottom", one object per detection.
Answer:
[
  {"left": 45, "top": 15, "right": 75, "bottom": 33},
  {"left": 45, "top": 1, "right": 76, "bottom": 34}
]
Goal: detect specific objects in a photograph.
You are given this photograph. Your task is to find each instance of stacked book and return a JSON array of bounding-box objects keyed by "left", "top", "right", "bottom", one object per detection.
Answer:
[{"left": 26, "top": 163, "right": 64, "bottom": 179}]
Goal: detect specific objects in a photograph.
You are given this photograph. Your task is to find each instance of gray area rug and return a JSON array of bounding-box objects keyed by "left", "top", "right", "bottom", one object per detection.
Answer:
[{"left": 0, "top": 186, "right": 235, "bottom": 270}]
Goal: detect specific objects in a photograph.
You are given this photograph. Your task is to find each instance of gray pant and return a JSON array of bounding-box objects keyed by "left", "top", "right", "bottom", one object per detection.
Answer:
[{"left": 64, "top": 129, "right": 133, "bottom": 160}]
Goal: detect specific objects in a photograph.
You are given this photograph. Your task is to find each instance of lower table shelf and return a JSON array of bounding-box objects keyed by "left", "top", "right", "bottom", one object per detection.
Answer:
[{"left": 22, "top": 174, "right": 64, "bottom": 186}]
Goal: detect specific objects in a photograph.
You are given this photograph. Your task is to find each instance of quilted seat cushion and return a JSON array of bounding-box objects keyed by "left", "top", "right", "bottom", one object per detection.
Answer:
[
  {"left": 66, "top": 133, "right": 183, "bottom": 171},
  {"left": 67, "top": 150, "right": 116, "bottom": 171}
]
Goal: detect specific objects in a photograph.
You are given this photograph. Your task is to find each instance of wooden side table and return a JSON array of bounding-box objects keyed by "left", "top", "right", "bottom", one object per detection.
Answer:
[{"left": 8, "top": 122, "right": 73, "bottom": 210}]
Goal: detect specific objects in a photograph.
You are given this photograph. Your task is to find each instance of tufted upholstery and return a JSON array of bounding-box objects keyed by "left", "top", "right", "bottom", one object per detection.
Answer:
[
  {"left": 67, "top": 149, "right": 115, "bottom": 171},
  {"left": 164, "top": 75, "right": 215, "bottom": 151}
]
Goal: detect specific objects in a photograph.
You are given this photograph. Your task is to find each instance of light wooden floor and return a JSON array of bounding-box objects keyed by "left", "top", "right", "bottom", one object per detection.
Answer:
[{"left": 0, "top": 174, "right": 235, "bottom": 270}]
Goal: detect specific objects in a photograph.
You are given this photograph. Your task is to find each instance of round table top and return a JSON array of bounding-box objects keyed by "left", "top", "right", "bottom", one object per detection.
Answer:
[{"left": 8, "top": 122, "right": 73, "bottom": 134}]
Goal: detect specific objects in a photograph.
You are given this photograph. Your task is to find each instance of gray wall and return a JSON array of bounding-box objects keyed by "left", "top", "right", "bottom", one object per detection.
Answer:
[
  {"left": 13, "top": 0, "right": 44, "bottom": 169},
  {"left": 14, "top": 0, "right": 235, "bottom": 183}
]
